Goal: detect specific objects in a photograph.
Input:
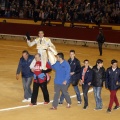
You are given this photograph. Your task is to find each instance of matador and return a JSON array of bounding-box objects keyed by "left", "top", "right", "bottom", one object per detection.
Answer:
[{"left": 26, "top": 31, "right": 57, "bottom": 70}]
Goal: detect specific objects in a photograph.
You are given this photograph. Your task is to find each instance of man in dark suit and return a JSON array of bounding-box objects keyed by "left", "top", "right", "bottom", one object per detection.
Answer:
[
  {"left": 106, "top": 59, "right": 120, "bottom": 113},
  {"left": 80, "top": 60, "right": 93, "bottom": 109},
  {"left": 97, "top": 30, "right": 105, "bottom": 56},
  {"left": 59, "top": 50, "right": 82, "bottom": 104}
]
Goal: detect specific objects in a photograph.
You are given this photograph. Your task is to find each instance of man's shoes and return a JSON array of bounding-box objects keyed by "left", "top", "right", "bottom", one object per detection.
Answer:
[
  {"left": 78, "top": 101, "right": 82, "bottom": 104},
  {"left": 66, "top": 104, "right": 71, "bottom": 108},
  {"left": 113, "top": 106, "right": 120, "bottom": 110},
  {"left": 22, "top": 98, "right": 32, "bottom": 102},
  {"left": 50, "top": 107, "right": 57, "bottom": 110},
  {"left": 94, "top": 108, "right": 102, "bottom": 110},
  {"left": 83, "top": 106, "right": 88, "bottom": 109},
  {"left": 59, "top": 102, "right": 63, "bottom": 105},
  {"left": 44, "top": 102, "right": 49, "bottom": 105},
  {"left": 27, "top": 98, "right": 31, "bottom": 102},
  {"left": 94, "top": 108, "right": 98, "bottom": 110},
  {"left": 29, "top": 103, "right": 37, "bottom": 106},
  {"left": 99, "top": 107, "right": 102, "bottom": 110},
  {"left": 106, "top": 108, "right": 111, "bottom": 113},
  {"left": 22, "top": 99, "right": 28, "bottom": 102}
]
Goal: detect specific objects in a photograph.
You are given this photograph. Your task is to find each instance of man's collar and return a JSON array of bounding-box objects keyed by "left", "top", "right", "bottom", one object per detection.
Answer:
[
  {"left": 41, "top": 37, "right": 44, "bottom": 40},
  {"left": 70, "top": 57, "right": 75, "bottom": 61},
  {"left": 112, "top": 67, "right": 117, "bottom": 71},
  {"left": 59, "top": 60, "right": 64, "bottom": 64}
]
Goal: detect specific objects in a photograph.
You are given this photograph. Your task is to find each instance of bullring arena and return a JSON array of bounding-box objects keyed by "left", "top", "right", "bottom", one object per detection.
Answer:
[
  {"left": 0, "top": 33, "right": 120, "bottom": 120},
  {"left": 0, "top": 1, "right": 120, "bottom": 119}
]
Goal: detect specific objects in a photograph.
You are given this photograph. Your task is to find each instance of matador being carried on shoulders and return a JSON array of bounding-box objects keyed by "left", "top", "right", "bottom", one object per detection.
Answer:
[{"left": 26, "top": 31, "right": 57, "bottom": 70}]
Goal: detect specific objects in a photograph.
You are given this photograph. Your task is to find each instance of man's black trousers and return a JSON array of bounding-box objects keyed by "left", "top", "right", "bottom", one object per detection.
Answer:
[{"left": 31, "top": 81, "right": 49, "bottom": 104}]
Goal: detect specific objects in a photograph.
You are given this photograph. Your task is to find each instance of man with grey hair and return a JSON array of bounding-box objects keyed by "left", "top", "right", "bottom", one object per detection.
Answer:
[{"left": 30, "top": 53, "right": 52, "bottom": 105}]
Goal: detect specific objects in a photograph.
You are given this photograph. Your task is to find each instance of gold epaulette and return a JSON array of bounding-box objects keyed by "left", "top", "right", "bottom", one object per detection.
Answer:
[
  {"left": 35, "top": 37, "right": 40, "bottom": 41},
  {"left": 44, "top": 37, "right": 50, "bottom": 41}
]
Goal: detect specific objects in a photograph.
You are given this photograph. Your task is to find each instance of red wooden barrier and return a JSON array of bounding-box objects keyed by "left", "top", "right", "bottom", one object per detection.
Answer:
[{"left": 0, "top": 23, "right": 120, "bottom": 43}]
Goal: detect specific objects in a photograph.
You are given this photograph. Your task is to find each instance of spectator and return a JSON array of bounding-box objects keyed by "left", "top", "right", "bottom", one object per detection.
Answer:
[
  {"left": 19, "top": 9, "right": 24, "bottom": 18},
  {"left": 0, "top": 0, "right": 119, "bottom": 24}
]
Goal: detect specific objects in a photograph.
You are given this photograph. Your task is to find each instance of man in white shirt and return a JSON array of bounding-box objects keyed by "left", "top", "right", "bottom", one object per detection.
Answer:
[{"left": 26, "top": 31, "right": 57, "bottom": 70}]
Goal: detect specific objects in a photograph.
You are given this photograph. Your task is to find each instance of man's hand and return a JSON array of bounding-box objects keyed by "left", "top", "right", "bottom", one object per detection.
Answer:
[
  {"left": 16, "top": 74, "right": 19, "bottom": 80},
  {"left": 105, "top": 86, "right": 109, "bottom": 90},
  {"left": 31, "top": 69, "right": 35, "bottom": 72},
  {"left": 79, "top": 80, "right": 83, "bottom": 85},
  {"left": 88, "top": 82, "right": 91, "bottom": 86},
  {"left": 63, "top": 80, "right": 67, "bottom": 85},
  {"left": 26, "top": 32, "right": 31, "bottom": 41},
  {"left": 116, "top": 81, "right": 120, "bottom": 86},
  {"left": 48, "top": 46, "right": 52, "bottom": 51},
  {"left": 70, "top": 72, "right": 75, "bottom": 76}
]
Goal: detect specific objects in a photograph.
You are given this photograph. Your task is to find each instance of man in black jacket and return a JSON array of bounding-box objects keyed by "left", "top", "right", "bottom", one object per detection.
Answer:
[
  {"left": 106, "top": 59, "right": 120, "bottom": 113},
  {"left": 59, "top": 50, "right": 82, "bottom": 104},
  {"left": 92, "top": 59, "right": 106, "bottom": 110},
  {"left": 80, "top": 60, "right": 93, "bottom": 109},
  {"left": 97, "top": 30, "right": 105, "bottom": 56}
]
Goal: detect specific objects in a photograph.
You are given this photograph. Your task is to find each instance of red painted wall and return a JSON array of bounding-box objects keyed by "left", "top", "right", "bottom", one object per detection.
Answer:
[{"left": 0, "top": 23, "right": 120, "bottom": 43}]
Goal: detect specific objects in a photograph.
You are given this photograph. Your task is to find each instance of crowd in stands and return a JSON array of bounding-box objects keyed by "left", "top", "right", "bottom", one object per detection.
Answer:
[{"left": 0, "top": 0, "right": 120, "bottom": 24}]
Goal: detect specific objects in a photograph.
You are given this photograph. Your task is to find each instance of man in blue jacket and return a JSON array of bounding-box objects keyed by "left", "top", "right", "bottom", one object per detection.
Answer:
[
  {"left": 80, "top": 60, "right": 93, "bottom": 109},
  {"left": 16, "top": 50, "right": 34, "bottom": 102},
  {"left": 106, "top": 59, "right": 120, "bottom": 113},
  {"left": 50, "top": 52, "right": 71, "bottom": 110}
]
